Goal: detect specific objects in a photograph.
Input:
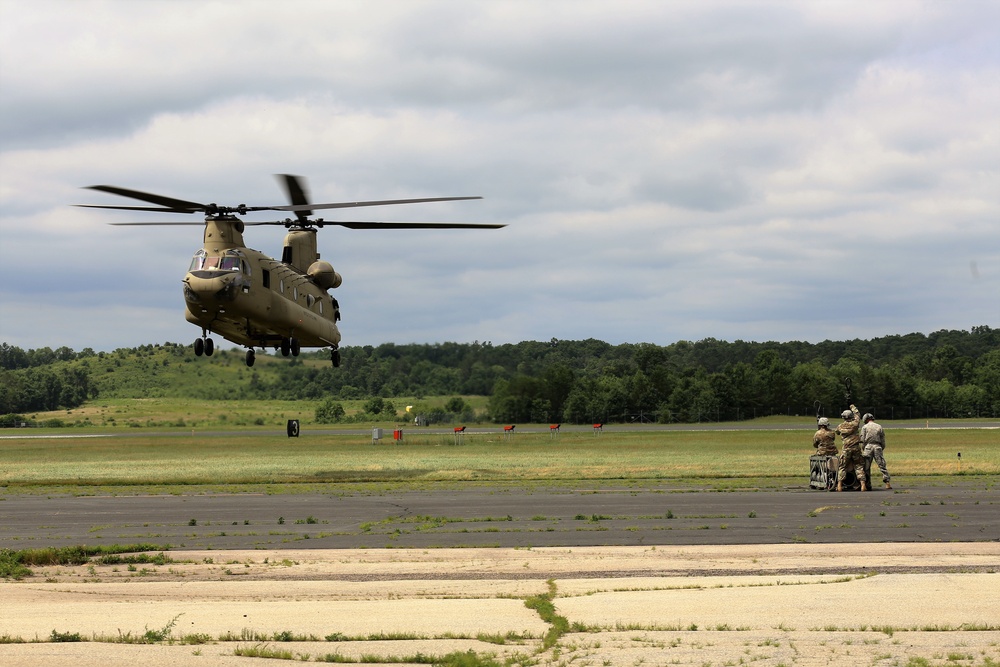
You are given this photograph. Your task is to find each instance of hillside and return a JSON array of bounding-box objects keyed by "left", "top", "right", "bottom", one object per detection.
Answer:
[{"left": 2, "top": 326, "right": 998, "bottom": 423}]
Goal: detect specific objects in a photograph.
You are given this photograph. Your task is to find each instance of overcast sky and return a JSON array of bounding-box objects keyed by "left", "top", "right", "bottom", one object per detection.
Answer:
[{"left": 1, "top": 0, "right": 997, "bottom": 353}]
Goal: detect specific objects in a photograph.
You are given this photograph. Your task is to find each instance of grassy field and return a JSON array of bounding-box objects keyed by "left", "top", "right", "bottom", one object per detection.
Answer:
[
  {"left": 1, "top": 423, "right": 996, "bottom": 491},
  {"left": 22, "top": 396, "right": 492, "bottom": 429}
]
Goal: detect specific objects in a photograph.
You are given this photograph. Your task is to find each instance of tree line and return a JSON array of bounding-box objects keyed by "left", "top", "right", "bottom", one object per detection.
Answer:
[{"left": 1, "top": 326, "right": 998, "bottom": 422}]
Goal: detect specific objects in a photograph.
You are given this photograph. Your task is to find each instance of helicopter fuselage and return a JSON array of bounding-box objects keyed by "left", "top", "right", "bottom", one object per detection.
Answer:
[{"left": 182, "top": 217, "right": 342, "bottom": 353}]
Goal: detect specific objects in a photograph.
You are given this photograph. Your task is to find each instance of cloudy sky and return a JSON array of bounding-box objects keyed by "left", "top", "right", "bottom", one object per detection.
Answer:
[{"left": 1, "top": 0, "right": 997, "bottom": 353}]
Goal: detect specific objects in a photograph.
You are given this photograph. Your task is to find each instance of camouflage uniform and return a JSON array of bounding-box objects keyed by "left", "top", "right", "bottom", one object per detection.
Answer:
[
  {"left": 835, "top": 404, "right": 865, "bottom": 488},
  {"left": 812, "top": 426, "right": 838, "bottom": 456},
  {"left": 861, "top": 418, "right": 890, "bottom": 485}
]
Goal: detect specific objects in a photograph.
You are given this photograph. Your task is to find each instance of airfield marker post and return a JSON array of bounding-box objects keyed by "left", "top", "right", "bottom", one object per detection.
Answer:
[{"left": 454, "top": 426, "right": 466, "bottom": 445}]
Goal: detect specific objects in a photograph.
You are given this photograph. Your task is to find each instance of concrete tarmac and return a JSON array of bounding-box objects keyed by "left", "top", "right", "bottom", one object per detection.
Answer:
[
  {"left": 2, "top": 479, "right": 998, "bottom": 666},
  {"left": 2, "top": 477, "right": 998, "bottom": 551}
]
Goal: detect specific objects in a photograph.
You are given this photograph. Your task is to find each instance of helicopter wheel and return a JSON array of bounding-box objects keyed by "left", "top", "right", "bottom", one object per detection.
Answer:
[
  {"left": 330, "top": 348, "right": 341, "bottom": 367},
  {"left": 204, "top": 337, "right": 214, "bottom": 356},
  {"left": 280, "top": 338, "right": 291, "bottom": 357},
  {"left": 194, "top": 337, "right": 204, "bottom": 357},
  {"left": 290, "top": 337, "right": 300, "bottom": 356},
  {"left": 245, "top": 349, "right": 256, "bottom": 367}
]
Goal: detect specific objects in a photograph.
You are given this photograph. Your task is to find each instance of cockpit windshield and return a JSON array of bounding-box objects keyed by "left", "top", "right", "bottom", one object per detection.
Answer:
[
  {"left": 220, "top": 256, "right": 241, "bottom": 271},
  {"left": 189, "top": 250, "right": 246, "bottom": 273}
]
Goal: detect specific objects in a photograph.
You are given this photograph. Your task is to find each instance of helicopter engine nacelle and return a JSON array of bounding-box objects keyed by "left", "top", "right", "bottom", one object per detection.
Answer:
[{"left": 307, "top": 261, "right": 342, "bottom": 290}]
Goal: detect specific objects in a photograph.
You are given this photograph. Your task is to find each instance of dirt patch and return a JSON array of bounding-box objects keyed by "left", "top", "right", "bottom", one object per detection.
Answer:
[{"left": 2, "top": 543, "right": 998, "bottom": 666}]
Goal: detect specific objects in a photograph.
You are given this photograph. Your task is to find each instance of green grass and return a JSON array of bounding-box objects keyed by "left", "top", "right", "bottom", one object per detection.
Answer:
[
  {"left": 0, "top": 544, "right": 172, "bottom": 579},
  {"left": 16, "top": 395, "right": 492, "bottom": 430},
  {"left": 1, "top": 425, "right": 997, "bottom": 488},
  {"left": 524, "top": 580, "right": 571, "bottom": 650}
]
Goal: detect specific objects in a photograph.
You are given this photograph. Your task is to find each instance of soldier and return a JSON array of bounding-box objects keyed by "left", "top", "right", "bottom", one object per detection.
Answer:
[
  {"left": 812, "top": 417, "right": 838, "bottom": 456},
  {"left": 861, "top": 413, "right": 891, "bottom": 489},
  {"left": 835, "top": 403, "right": 866, "bottom": 491}
]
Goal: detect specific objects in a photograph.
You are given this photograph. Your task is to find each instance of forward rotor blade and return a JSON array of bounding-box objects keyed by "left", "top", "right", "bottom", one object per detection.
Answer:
[
  {"left": 241, "top": 220, "right": 505, "bottom": 229},
  {"left": 107, "top": 222, "right": 206, "bottom": 226},
  {"left": 83, "top": 184, "right": 482, "bottom": 216},
  {"left": 76, "top": 204, "right": 201, "bottom": 213},
  {"left": 85, "top": 185, "right": 207, "bottom": 212},
  {"left": 104, "top": 218, "right": 504, "bottom": 229}
]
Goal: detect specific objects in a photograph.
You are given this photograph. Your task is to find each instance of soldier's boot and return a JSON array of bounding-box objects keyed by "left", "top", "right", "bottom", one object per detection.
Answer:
[
  {"left": 885, "top": 482, "right": 892, "bottom": 490},
  {"left": 861, "top": 480, "right": 868, "bottom": 492},
  {"left": 836, "top": 482, "right": 843, "bottom": 492}
]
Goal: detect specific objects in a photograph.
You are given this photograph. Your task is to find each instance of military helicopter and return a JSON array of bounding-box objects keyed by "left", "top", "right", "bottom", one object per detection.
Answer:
[{"left": 78, "top": 175, "right": 503, "bottom": 367}]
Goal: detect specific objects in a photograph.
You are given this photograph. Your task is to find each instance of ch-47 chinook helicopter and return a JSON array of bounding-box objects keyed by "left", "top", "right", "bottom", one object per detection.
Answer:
[{"left": 78, "top": 175, "right": 503, "bottom": 368}]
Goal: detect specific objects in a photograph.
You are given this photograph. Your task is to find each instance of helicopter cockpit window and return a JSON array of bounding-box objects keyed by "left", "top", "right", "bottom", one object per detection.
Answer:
[
  {"left": 188, "top": 250, "right": 207, "bottom": 271},
  {"left": 220, "top": 256, "right": 241, "bottom": 271},
  {"left": 189, "top": 250, "right": 246, "bottom": 273}
]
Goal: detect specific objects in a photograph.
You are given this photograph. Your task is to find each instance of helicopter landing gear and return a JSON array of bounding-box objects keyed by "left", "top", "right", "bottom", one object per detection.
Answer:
[
  {"left": 279, "top": 337, "right": 300, "bottom": 357},
  {"left": 194, "top": 336, "right": 214, "bottom": 357},
  {"left": 245, "top": 349, "right": 256, "bottom": 367},
  {"left": 330, "top": 347, "right": 341, "bottom": 367}
]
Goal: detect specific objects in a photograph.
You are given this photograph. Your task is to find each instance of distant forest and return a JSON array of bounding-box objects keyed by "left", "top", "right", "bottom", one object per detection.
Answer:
[{"left": 2, "top": 325, "right": 998, "bottom": 423}]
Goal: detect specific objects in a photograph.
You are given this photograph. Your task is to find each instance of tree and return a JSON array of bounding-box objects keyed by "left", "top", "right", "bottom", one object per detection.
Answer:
[
  {"left": 665, "top": 373, "right": 718, "bottom": 423},
  {"left": 789, "top": 361, "right": 838, "bottom": 417},
  {"left": 974, "top": 349, "right": 1000, "bottom": 417},
  {"left": 315, "top": 399, "right": 345, "bottom": 424},
  {"left": 0, "top": 343, "right": 29, "bottom": 370},
  {"left": 915, "top": 379, "right": 955, "bottom": 419},
  {"left": 753, "top": 350, "right": 792, "bottom": 415}
]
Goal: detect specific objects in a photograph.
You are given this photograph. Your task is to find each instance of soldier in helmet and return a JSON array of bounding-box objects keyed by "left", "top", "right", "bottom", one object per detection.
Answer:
[
  {"left": 835, "top": 404, "right": 866, "bottom": 491},
  {"left": 812, "top": 417, "right": 838, "bottom": 456},
  {"left": 861, "top": 413, "right": 891, "bottom": 489}
]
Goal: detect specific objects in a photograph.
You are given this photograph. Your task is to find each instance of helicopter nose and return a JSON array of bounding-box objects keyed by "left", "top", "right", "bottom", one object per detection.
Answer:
[{"left": 183, "top": 273, "right": 238, "bottom": 304}]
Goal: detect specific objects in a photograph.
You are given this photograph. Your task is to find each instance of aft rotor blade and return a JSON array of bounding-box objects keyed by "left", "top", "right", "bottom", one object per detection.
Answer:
[
  {"left": 276, "top": 174, "right": 312, "bottom": 221},
  {"left": 327, "top": 221, "right": 505, "bottom": 229},
  {"left": 276, "top": 196, "right": 483, "bottom": 212}
]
